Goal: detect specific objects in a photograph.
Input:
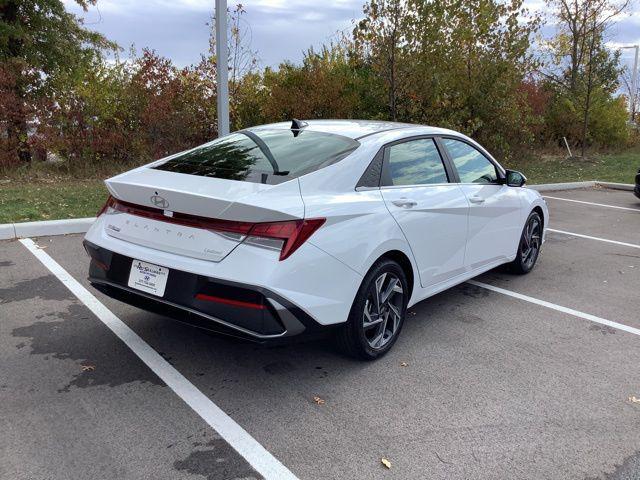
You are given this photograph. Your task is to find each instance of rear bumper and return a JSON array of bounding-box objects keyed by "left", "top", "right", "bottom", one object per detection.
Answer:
[
  {"left": 84, "top": 240, "right": 329, "bottom": 342},
  {"left": 84, "top": 213, "right": 364, "bottom": 329},
  {"left": 634, "top": 184, "right": 640, "bottom": 199}
]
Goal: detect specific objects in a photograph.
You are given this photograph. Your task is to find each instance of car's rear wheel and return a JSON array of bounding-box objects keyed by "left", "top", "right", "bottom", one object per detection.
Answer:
[
  {"left": 336, "top": 259, "right": 408, "bottom": 360},
  {"left": 509, "top": 211, "right": 542, "bottom": 274}
]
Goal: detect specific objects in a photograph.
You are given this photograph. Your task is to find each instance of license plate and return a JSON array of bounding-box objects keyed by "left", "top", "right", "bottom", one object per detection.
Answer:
[{"left": 127, "top": 260, "right": 169, "bottom": 297}]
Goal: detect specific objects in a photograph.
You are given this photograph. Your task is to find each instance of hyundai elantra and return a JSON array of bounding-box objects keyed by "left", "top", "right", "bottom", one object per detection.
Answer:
[{"left": 84, "top": 120, "right": 547, "bottom": 359}]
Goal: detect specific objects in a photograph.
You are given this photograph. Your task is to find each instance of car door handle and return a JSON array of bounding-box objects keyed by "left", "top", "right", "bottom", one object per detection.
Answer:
[
  {"left": 468, "top": 195, "right": 485, "bottom": 204},
  {"left": 392, "top": 198, "right": 417, "bottom": 208}
]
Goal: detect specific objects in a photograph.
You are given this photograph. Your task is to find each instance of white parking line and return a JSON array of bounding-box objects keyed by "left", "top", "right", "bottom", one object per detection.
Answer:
[
  {"left": 543, "top": 195, "right": 640, "bottom": 212},
  {"left": 547, "top": 228, "right": 640, "bottom": 249},
  {"left": 19, "top": 238, "right": 299, "bottom": 480},
  {"left": 468, "top": 280, "right": 640, "bottom": 337}
]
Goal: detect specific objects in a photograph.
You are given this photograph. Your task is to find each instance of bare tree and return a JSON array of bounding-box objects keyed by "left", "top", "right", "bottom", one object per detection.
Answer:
[
  {"left": 542, "top": 0, "right": 630, "bottom": 156},
  {"left": 209, "top": 4, "right": 258, "bottom": 99},
  {"left": 621, "top": 67, "right": 639, "bottom": 122}
]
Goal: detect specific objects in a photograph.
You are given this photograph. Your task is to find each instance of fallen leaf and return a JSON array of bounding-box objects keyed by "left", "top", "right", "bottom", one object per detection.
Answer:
[
  {"left": 81, "top": 365, "right": 95, "bottom": 372},
  {"left": 400, "top": 362, "right": 408, "bottom": 367},
  {"left": 313, "top": 396, "right": 325, "bottom": 405},
  {"left": 381, "top": 458, "right": 391, "bottom": 469}
]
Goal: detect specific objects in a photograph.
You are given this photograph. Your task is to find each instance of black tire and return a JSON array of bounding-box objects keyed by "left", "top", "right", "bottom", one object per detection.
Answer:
[
  {"left": 509, "top": 210, "right": 543, "bottom": 274},
  {"left": 336, "top": 258, "right": 408, "bottom": 360}
]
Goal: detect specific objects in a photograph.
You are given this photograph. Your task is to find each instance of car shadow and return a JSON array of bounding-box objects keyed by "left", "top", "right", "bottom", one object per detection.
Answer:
[{"left": 112, "top": 282, "right": 481, "bottom": 401}]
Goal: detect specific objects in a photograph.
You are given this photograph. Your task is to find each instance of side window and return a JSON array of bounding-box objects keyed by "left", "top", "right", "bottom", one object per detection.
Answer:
[
  {"left": 443, "top": 138, "right": 498, "bottom": 184},
  {"left": 383, "top": 138, "right": 448, "bottom": 186}
]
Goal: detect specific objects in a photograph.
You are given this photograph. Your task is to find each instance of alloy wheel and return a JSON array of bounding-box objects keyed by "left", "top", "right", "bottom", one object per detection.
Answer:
[
  {"left": 362, "top": 272, "right": 404, "bottom": 349},
  {"left": 521, "top": 215, "right": 541, "bottom": 269}
]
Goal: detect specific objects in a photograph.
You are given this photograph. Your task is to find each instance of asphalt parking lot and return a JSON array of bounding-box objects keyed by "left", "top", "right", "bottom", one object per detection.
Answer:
[{"left": 1, "top": 187, "right": 639, "bottom": 480}]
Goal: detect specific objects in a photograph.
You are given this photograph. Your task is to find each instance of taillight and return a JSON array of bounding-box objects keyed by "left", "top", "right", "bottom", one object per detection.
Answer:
[
  {"left": 97, "top": 195, "right": 115, "bottom": 217},
  {"left": 247, "top": 218, "right": 326, "bottom": 260},
  {"left": 97, "top": 196, "right": 255, "bottom": 234},
  {"left": 97, "top": 196, "right": 325, "bottom": 261}
]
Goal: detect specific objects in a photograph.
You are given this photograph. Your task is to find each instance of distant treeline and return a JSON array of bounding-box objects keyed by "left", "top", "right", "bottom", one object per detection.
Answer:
[{"left": 0, "top": 0, "right": 636, "bottom": 170}]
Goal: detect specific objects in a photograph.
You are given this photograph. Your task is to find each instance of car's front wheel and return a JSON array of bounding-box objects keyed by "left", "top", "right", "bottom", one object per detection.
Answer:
[
  {"left": 509, "top": 210, "right": 543, "bottom": 274},
  {"left": 337, "top": 259, "right": 408, "bottom": 360}
]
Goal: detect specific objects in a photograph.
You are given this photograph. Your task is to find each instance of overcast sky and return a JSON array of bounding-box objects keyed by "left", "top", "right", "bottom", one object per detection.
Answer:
[{"left": 64, "top": 0, "right": 640, "bottom": 72}]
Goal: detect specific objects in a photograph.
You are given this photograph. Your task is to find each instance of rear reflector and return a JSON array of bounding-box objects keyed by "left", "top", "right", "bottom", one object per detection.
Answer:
[
  {"left": 97, "top": 196, "right": 325, "bottom": 260},
  {"left": 90, "top": 258, "right": 110, "bottom": 271},
  {"left": 195, "top": 293, "right": 266, "bottom": 310}
]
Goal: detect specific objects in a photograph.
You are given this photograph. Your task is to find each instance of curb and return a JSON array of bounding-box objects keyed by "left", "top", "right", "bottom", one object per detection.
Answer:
[
  {"left": 0, "top": 217, "right": 95, "bottom": 241},
  {"left": 0, "top": 180, "right": 636, "bottom": 240},
  {"left": 528, "top": 180, "right": 635, "bottom": 192},
  {"left": 0, "top": 223, "right": 17, "bottom": 241},
  {"left": 594, "top": 181, "right": 635, "bottom": 191},
  {"left": 528, "top": 181, "right": 596, "bottom": 192}
]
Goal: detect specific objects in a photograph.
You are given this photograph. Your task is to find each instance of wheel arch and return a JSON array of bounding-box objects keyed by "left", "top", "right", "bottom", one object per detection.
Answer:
[
  {"left": 532, "top": 205, "right": 545, "bottom": 229},
  {"left": 368, "top": 249, "right": 416, "bottom": 301}
]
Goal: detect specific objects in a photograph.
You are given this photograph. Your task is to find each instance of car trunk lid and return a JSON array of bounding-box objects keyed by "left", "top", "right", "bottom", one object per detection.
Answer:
[{"left": 101, "top": 168, "right": 305, "bottom": 262}]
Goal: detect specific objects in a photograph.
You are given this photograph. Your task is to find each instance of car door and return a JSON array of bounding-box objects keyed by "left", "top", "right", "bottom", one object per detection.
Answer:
[
  {"left": 380, "top": 137, "right": 469, "bottom": 288},
  {"left": 441, "top": 137, "right": 523, "bottom": 270}
]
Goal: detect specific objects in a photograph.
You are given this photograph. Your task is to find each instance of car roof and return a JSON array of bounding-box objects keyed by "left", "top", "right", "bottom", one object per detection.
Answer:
[{"left": 248, "top": 119, "right": 456, "bottom": 140}]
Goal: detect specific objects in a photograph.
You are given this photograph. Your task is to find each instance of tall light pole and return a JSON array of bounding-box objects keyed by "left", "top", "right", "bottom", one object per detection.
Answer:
[
  {"left": 215, "top": 0, "right": 230, "bottom": 136},
  {"left": 621, "top": 45, "right": 639, "bottom": 122}
]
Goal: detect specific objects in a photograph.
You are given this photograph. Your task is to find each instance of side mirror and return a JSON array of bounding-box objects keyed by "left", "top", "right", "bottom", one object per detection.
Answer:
[{"left": 505, "top": 169, "right": 526, "bottom": 187}]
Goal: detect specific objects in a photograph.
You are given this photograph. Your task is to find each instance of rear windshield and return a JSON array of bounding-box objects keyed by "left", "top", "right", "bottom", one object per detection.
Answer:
[{"left": 153, "top": 129, "right": 360, "bottom": 184}]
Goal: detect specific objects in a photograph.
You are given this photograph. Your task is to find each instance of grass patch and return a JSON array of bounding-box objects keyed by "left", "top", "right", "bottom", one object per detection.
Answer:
[
  {"left": 0, "top": 179, "right": 108, "bottom": 224},
  {"left": 507, "top": 145, "right": 640, "bottom": 184},
  {"left": 0, "top": 146, "right": 638, "bottom": 224}
]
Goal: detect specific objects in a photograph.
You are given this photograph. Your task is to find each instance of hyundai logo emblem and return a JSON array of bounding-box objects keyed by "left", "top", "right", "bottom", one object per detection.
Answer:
[{"left": 150, "top": 195, "right": 169, "bottom": 209}]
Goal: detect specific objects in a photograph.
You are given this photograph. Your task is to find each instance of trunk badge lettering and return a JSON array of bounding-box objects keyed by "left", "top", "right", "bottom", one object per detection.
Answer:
[{"left": 111, "top": 217, "right": 198, "bottom": 240}]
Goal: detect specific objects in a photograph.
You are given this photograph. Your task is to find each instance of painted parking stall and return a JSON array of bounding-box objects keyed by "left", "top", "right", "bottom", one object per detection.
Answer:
[
  {"left": 542, "top": 188, "right": 640, "bottom": 246},
  {"left": 0, "top": 239, "right": 264, "bottom": 480},
  {"left": 2, "top": 186, "right": 640, "bottom": 479},
  {"left": 19, "top": 237, "right": 298, "bottom": 480}
]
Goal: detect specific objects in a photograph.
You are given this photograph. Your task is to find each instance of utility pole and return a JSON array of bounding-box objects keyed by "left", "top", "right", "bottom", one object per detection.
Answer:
[
  {"left": 621, "top": 45, "right": 639, "bottom": 122},
  {"left": 215, "top": 0, "right": 230, "bottom": 136}
]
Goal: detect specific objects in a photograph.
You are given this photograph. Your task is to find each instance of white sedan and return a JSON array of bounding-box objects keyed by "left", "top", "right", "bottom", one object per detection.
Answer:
[{"left": 84, "top": 120, "right": 547, "bottom": 359}]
